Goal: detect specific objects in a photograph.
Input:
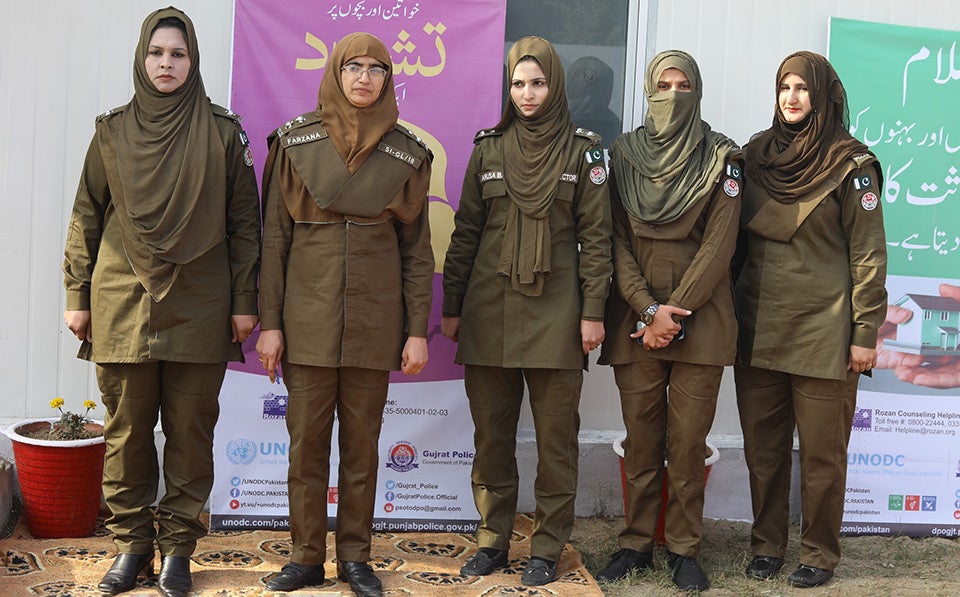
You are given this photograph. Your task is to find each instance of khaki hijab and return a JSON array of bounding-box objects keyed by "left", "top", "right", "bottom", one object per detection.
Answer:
[
  {"left": 108, "top": 6, "right": 225, "bottom": 301},
  {"left": 745, "top": 51, "right": 867, "bottom": 203},
  {"left": 318, "top": 32, "right": 399, "bottom": 174},
  {"left": 611, "top": 50, "right": 737, "bottom": 225},
  {"left": 495, "top": 36, "right": 573, "bottom": 297}
]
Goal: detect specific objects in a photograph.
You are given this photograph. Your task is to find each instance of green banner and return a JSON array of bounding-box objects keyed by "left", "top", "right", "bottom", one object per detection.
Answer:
[{"left": 830, "top": 17, "right": 960, "bottom": 277}]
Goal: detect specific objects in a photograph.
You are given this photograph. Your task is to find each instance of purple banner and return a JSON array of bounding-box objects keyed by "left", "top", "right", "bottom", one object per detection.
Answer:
[{"left": 230, "top": 0, "right": 507, "bottom": 381}]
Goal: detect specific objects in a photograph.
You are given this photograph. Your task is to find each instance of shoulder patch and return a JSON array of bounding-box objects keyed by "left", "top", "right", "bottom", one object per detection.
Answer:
[
  {"left": 852, "top": 173, "right": 873, "bottom": 190},
  {"left": 725, "top": 163, "right": 742, "bottom": 180},
  {"left": 851, "top": 152, "right": 874, "bottom": 167},
  {"left": 723, "top": 178, "right": 740, "bottom": 197},
  {"left": 585, "top": 146, "right": 604, "bottom": 164},
  {"left": 589, "top": 165, "right": 607, "bottom": 185}
]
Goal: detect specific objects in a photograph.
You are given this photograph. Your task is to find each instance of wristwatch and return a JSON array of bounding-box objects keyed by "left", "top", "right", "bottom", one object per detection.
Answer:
[{"left": 639, "top": 303, "right": 659, "bottom": 326}]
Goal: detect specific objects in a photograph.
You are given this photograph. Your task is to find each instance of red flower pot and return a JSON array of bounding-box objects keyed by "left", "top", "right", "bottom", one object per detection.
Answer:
[
  {"left": 5, "top": 419, "right": 106, "bottom": 538},
  {"left": 614, "top": 436, "right": 719, "bottom": 544}
]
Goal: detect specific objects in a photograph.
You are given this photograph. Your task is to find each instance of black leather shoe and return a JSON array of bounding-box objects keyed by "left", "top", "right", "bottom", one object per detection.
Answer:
[
  {"left": 337, "top": 560, "right": 383, "bottom": 597},
  {"left": 595, "top": 548, "right": 653, "bottom": 582},
  {"left": 460, "top": 548, "right": 508, "bottom": 576},
  {"left": 745, "top": 555, "right": 784, "bottom": 580},
  {"left": 667, "top": 552, "right": 709, "bottom": 592},
  {"left": 98, "top": 552, "right": 154, "bottom": 595},
  {"left": 521, "top": 557, "right": 557, "bottom": 586},
  {"left": 265, "top": 561, "right": 327, "bottom": 591},
  {"left": 788, "top": 564, "right": 833, "bottom": 588},
  {"left": 157, "top": 556, "right": 191, "bottom": 597}
]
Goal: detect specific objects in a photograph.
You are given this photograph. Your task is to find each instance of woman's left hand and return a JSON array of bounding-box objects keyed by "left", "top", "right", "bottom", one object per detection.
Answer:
[
  {"left": 581, "top": 320, "right": 605, "bottom": 355},
  {"left": 231, "top": 314, "right": 260, "bottom": 344},
  {"left": 401, "top": 336, "right": 428, "bottom": 375},
  {"left": 848, "top": 345, "right": 878, "bottom": 373}
]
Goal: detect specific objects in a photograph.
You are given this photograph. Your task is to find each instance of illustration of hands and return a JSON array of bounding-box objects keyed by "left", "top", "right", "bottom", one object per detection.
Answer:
[{"left": 877, "top": 283, "right": 960, "bottom": 389}]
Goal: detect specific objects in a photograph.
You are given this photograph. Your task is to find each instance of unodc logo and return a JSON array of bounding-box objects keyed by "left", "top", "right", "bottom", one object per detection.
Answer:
[
  {"left": 226, "top": 438, "right": 258, "bottom": 465},
  {"left": 385, "top": 441, "right": 419, "bottom": 473}
]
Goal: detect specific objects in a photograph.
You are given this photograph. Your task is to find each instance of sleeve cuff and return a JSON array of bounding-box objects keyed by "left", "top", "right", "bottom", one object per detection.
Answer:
[
  {"left": 407, "top": 317, "right": 429, "bottom": 338},
  {"left": 260, "top": 312, "right": 282, "bottom": 330},
  {"left": 851, "top": 326, "right": 878, "bottom": 349},
  {"left": 232, "top": 293, "right": 259, "bottom": 316},
  {"left": 581, "top": 296, "right": 606, "bottom": 321},
  {"left": 65, "top": 290, "right": 90, "bottom": 311},
  {"left": 442, "top": 294, "right": 463, "bottom": 317}
]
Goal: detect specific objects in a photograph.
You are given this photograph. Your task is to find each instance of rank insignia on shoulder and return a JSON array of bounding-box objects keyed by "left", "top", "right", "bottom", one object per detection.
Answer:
[
  {"left": 853, "top": 174, "right": 872, "bottom": 190},
  {"left": 243, "top": 146, "right": 254, "bottom": 167},
  {"left": 585, "top": 147, "right": 604, "bottom": 164},
  {"left": 726, "top": 164, "right": 742, "bottom": 179},
  {"left": 474, "top": 129, "right": 500, "bottom": 142},
  {"left": 589, "top": 165, "right": 607, "bottom": 185},
  {"left": 723, "top": 178, "right": 740, "bottom": 197},
  {"left": 860, "top": 191, "right": 878, "bottom": 211}
]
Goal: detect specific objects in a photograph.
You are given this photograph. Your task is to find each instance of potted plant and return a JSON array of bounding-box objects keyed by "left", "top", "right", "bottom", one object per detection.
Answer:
[{"left": 4, "top": 398, "right": 105, "bottom": 538}]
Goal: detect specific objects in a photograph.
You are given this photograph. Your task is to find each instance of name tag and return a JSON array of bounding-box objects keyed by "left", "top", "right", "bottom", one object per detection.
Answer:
[
  {"left": 284, "top": 131, "right": 325, "bottom": 147},
  {"left": 479, "top": 170, "right": 504, "bottom": 183},
  {"left": 378, "top": 142, "right": 421, "bottom": 167}
]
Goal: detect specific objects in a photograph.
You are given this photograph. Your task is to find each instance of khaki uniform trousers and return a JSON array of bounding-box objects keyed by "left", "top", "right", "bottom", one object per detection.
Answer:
[
  {"left": 613, "top": 360, "right": 721, "bottom": 557},
  {"left": 96, "top": 361, "right": 226, "bottom": 556},
  {"left": 735, "top": 365, "right": 859, "bottom": 571},
  {"left": 283, "top": 364, "right": 389, "bottom": 565},
  {"left": 464, "top": 365, "right": 583, "bottom": 562}
]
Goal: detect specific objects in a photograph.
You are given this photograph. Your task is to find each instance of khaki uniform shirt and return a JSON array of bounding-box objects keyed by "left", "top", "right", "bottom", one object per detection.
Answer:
[
  {"left": 734, "top": 154, "right": 887, "bottom": 381},
  {"left": 442, "top": 127, "right": 612, "bottom": 370},
  {"left": 599, "top": 159, "right": 743, "bottom": 366},
  {"left": 259, "top": 116, "right": 433, "bottom": 371},
  {"left": 63, "top": 104, "right": 261, "bottom": 363}
]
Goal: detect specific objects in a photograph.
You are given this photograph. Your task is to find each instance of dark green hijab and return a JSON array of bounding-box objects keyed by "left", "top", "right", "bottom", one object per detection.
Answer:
[
  {"left": 611, "top": 50, "right": 736, "bottom": 224},
  {"left": 494, "top": 36, "right": 574, "bottom": 297},
  {"left": 111, "top": 6, "right": 224, "bottom": 301}
]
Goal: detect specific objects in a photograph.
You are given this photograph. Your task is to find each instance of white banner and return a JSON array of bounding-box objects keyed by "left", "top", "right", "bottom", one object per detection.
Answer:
[{"left": 210, "top": 372, "right": 478, "bottom": 533}]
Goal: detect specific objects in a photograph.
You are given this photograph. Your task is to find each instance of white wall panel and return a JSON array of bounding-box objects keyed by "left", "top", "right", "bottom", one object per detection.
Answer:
[
  {"left": 0, "top": 0, "right": 234, "bottom": 419},
  {"left": 2, "top": 0, "right": 958, "bottom": 438}
]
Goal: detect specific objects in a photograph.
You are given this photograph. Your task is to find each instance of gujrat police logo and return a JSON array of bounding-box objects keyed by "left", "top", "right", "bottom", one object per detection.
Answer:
[
  {"left": 385, "top": 441, "right": 419, "bottom": 473},
  {"left": 589, "top": 165, "right": 606, "bottom": 185},
  {"left": 723, "top": 178, "right": 740, "bottom": 197}
]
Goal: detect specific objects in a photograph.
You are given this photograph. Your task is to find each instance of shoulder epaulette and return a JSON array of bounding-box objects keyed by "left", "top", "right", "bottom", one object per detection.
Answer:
[
  {"left": 393, "top": 125, "right": 432, "bottom": 160},
  {"left": 274, "top": 112, "right": 322, "bottom": 139},
  {"left": 573, "top": 127, "right": 602, "bottom": 145},
  {"left": 473, "top": 128, "right": 503, "bottom": 143},
  {"left": 851, "top": 152, "right": 875, "bottom": 167},
  {"left": 96, "top": 104, "right": 127, "bottom": 123},
  {"left": 211, "top": 103, "right": 243, "bottom": 125}
]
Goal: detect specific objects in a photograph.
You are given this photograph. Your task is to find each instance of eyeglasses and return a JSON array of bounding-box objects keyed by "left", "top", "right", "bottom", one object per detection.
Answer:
[{"left": 341, "top": 63, "right": 388, "bottom": 81}]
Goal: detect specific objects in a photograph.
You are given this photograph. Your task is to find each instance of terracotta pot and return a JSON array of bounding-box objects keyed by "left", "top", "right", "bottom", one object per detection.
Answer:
[
  {"left": 5, "top": 418, "right": 106, "bottom": 538},
  {"left": 613, "top": 436, "right": 720, "bottom": 544}
]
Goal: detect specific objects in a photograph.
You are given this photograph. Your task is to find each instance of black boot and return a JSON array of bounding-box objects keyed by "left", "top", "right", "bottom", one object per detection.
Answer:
[
  {"left": 337, "top": 560, "right": 383, "bottom": 597},
  {"left": 98, "top": 552, "right": 154, "bottom": 595},
  {"left": 158, "top": 556, "right": 192, "bottom": 597}
]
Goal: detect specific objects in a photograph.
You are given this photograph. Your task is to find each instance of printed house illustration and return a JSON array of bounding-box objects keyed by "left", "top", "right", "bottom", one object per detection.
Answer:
[{"left": 883, "top": 293, "right": 960, "bottom": 355}]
